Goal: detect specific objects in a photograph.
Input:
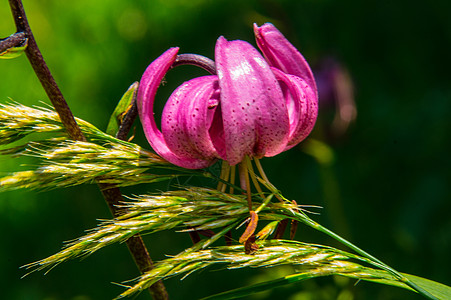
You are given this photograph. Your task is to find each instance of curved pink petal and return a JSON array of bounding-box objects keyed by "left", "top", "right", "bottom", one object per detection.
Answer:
[
  {"left": 254, "top": 23, "right": 318, "bottom": 98},
  {"left": 137, "top": 47, "right": 214, "bottom": 169},
  {"left": 161, "top": 75, "right": 221, "bottom": 161},
  {"left": 271, "top": 67, "right": 318, "bottom": 150},
  {"left": 215, "top": 37, "right": 290, "bottom": 165}
]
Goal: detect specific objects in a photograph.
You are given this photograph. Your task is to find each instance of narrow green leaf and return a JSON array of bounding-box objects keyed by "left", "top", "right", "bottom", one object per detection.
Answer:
[
  {"left": 403, "top": 273, "right": 451, "bottom": 300},
  {"left": 106, "top": 82, "right": 138, "bottom": 136},
  {"left": 201, "top": 263, "right": 451, "bottom": 300},
  {"left": 285, "top": 209, "right": 443, "bottom": 299},
  {"left": 200, "top": 273, "right": 319, "bottom": 300},
  {"left": 0, "top": 38, "right": 28, "bottom": 59},
  {"left": 200, "top": 268, "right": 405, "bottom": 300}
]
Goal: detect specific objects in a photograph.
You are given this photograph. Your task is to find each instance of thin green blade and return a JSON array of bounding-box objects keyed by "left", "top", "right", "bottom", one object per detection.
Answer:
[
  {"left": 201, "top": 268, "right": 451, "bottom": 300},
  {"left": 403, "top": 273, "right": 451, "bottom": 300},
  {"left": 200, "top": 273, "right": 318, "bottom": 300}
]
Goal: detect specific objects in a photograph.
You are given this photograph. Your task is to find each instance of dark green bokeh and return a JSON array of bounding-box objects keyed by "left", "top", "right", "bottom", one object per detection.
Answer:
[{"left": 1, "top": 0, "right": 449, "bottom": 299}]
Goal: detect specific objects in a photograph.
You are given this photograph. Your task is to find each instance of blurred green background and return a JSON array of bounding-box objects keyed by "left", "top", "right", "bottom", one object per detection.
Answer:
[{"left": 1, "top": 0, "right": 450, "bottom": 299}]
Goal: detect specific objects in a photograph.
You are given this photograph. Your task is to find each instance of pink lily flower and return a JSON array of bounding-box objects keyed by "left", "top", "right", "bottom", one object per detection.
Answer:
[{"left": 137, "top": 23, "right": 318, "bottom": 169}]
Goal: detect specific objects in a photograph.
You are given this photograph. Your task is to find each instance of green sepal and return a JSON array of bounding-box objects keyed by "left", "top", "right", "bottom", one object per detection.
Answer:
[
  {"left": 106, "top": 81, "right": 139, "bottom": 136},
  {"left": 0, "top": 38, "right": 28, "bottom": 59}
]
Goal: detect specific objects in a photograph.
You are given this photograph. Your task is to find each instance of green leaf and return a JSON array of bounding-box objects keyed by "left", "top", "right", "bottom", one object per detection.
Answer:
[
  {"left": 403, "top": 273, "right": 451, "bottom": 300},
  {"left": 106, "top": 82, "right": 138, "bottom": 136},
  {"left": 0, "top": 38, "right": 28, "bottom": 59},
  {"left": 200, "top": 273, "right": 320, "bottom": 300},
  {"left": 200, "top": 270, "right": 401, "bottom": 300},
  {"left": 201, "top": 268, "right": 451, "bottom": 300}
]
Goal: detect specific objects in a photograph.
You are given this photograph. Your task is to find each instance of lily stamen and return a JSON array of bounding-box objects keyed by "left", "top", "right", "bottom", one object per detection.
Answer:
[{"left": 244, "top": 156, "right": 266, "bottom": 200}]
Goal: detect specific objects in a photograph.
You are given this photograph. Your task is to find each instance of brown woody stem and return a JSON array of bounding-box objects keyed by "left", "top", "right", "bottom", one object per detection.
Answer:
[
  {"left": 0, "top": 31, "right": 26, "bottom": 54},
  {"left": 8, "top": 0, "right": 85, "bottom": 141},
  {"left": 7, "top": 1, "right": 168, "bottom": 299}
]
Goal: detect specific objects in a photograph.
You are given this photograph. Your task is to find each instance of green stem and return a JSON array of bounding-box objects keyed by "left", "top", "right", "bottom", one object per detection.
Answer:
[
  {"left": 254, "top": 194, "right": 274, "bottom": 214},
  {"left": 257, "top": 167, "right": 437, "bottom": 299},
  {"left": 299, "top": 216, "right": 438, "bottom": 300}
]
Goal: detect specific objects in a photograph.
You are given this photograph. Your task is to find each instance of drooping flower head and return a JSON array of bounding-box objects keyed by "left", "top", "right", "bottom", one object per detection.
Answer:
[{"left": 137, "top": 23, "right": 318, "bottom": 169}]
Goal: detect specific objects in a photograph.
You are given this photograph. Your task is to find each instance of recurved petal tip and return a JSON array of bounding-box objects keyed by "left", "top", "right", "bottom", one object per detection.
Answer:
[
  {"left": 271, "top": 67, "right": 318, "bottom": 150},
  {"left": 254, "top": 23, "right": 318, "bottom": 98},
  {"left": 138, "top": 47, "right": 215, "bottom": 169},
  {"left": 138, "top": 47, "right": 179, "bottom": 117}
]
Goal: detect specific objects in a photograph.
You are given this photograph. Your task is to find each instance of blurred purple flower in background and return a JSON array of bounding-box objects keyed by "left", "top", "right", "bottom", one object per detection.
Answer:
[{"left": 314, "top": 57, "right": 356, "bottom": 139}]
